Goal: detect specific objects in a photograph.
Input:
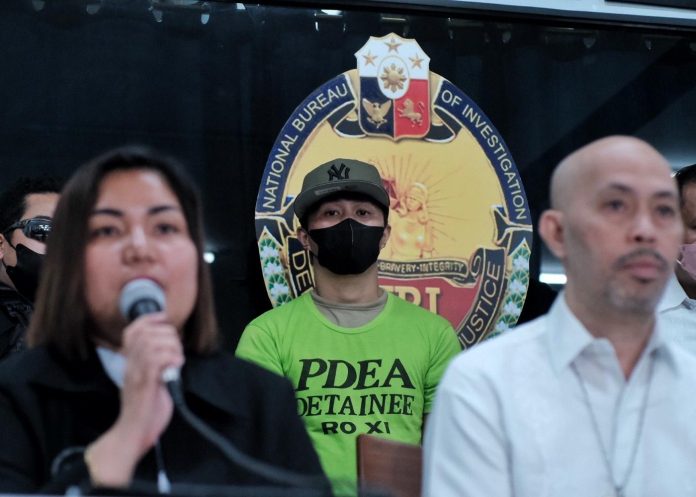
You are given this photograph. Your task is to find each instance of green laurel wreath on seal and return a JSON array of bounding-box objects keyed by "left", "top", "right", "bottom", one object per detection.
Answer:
[
  {"left": 490, "top": 241, "right": 531, "bottom": 338},
  {"left": 258, "top": 229, "right": 292, "bottom": 306}
]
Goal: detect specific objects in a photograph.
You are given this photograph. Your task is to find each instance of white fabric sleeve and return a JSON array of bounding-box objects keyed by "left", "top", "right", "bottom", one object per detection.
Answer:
[{"left": 421, "top": 357, "right": 512, "bottom": 497}]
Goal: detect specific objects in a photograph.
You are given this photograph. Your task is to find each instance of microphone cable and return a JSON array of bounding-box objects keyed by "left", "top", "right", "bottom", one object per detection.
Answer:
[{"left": 164, "top": 379, "right": 330, "bottom": 491}]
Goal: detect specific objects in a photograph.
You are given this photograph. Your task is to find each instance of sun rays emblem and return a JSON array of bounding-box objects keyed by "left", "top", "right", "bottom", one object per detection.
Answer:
[
  {"left": 377, "top": 156, "right": 449, "bottom": 261},
  {"left": 380, "top": 63, "right": 407, "bottom": 93}
]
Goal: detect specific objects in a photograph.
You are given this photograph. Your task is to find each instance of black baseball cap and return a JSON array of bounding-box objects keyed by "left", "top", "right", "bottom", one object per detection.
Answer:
[{"left": 293, "top": 158, "right": 389, "bottom": 221}]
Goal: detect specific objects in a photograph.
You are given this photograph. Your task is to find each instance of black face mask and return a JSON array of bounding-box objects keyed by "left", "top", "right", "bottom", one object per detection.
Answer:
[
  {"left": 309, "top": 218, "right": 385, "bottom": 275},
  {"left": 5, "top": 244, "right": 44, "bottom": 302}
]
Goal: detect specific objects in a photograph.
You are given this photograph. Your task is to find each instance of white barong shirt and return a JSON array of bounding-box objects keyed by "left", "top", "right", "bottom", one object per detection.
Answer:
[{"left": 423, "top": 294, "right": 696, "bottom": 497}]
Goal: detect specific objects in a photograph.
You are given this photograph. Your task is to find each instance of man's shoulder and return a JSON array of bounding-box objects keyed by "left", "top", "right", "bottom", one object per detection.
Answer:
[
  {"left": 246, "top": 293, "right": 311, "bottom": 327},
  {"left": 386, "top": 293, "right": 451, "bottom": 327}
]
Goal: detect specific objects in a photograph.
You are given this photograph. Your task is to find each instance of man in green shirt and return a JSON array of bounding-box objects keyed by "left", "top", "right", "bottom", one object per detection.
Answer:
[{"left": 237, "top": 158, "right": 460, "bottom": 496}]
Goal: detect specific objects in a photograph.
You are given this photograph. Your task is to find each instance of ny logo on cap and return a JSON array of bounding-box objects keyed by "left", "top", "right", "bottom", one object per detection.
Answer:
[{"left": 327, "top": 163, "right": 350, "bottom": 181}]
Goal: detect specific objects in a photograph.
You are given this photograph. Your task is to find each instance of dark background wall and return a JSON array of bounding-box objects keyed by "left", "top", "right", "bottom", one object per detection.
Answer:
[{"left": 1, "top": 0, "right": 695, "bottom": 349}]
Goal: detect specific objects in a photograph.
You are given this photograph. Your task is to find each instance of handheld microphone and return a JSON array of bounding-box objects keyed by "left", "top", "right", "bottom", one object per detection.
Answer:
[
  {"left": 118, "top": 278, "right": 179, "bottom": 383},
  {"left": 119, "top": 278, "right": 166, "bottom": 321}
]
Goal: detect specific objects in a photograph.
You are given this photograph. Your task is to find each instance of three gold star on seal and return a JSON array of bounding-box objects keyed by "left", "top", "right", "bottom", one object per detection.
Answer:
[
  {"left": 385, "top": 38, "right": 401, "bottom": 52},
  {"left": 364, "top": 39, "right": 425, "bottom": 69},
  {"left": 363, "top": 51, "right": 377, "bottom": 66},
  {"left": 409, "top": 54, "right": 424, "bottom": 69}
]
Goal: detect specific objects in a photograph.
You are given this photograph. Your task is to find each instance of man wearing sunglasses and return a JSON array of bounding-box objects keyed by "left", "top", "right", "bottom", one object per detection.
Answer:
[{"left": 0, "top": 176, "right": 61, "bottom": 360}]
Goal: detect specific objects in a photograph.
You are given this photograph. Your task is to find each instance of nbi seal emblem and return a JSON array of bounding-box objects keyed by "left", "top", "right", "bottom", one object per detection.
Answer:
[{"left": 255, "top": 33, "right": 532, "bottom": 348}]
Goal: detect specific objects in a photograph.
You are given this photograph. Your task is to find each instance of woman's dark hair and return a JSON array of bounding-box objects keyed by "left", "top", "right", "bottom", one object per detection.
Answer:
[{"left": 28, "top": 145, "right": 218, "bottom": 359}]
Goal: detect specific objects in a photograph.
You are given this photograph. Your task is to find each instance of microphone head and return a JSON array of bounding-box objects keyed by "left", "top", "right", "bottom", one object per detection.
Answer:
[{"left": 119, "top": 278, "right": 166, "bottom": 322}]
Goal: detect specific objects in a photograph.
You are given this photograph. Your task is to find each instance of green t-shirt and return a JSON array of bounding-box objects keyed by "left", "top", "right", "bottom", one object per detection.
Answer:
[{"left": 236, "top": 292, "right": 461, "bottom": 496}]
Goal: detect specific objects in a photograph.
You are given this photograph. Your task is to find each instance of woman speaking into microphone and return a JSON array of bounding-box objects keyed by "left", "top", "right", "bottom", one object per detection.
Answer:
[{"left": 0, "top": 147, "right": 325, "bottom": 494}]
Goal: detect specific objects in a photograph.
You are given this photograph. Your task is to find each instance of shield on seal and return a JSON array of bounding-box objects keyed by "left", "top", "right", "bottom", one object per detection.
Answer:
[{"left": 355, "top": 33, "right": 431, "bottom": 141}]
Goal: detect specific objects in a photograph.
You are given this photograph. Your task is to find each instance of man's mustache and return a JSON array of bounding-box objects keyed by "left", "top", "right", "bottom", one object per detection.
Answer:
[{"left": 613, "top": 248, "right": 669, "bottom": 271}]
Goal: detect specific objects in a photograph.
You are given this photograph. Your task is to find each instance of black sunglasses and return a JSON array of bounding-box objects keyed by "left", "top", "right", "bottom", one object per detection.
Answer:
[{"left": 3, "top": 217, "right": 52, "bottom": 243}]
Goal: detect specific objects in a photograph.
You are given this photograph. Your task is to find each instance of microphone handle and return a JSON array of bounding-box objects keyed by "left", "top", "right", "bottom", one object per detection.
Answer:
[
  {"left": 161, "top": 366, "right": 180, "bottom": 384},
  {"left": 127, "top": 298, "right": 177, "bottom": 384}
]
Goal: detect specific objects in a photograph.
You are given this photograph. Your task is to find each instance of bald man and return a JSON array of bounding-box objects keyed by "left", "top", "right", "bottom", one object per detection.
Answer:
[{"left": 423, "top": 136, "right": 696, "bottom": 497}]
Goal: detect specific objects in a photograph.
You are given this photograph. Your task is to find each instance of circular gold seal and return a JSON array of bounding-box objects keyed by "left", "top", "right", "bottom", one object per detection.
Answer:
[{"left": 255, "top": 33, "right": 532, "bottom": 347}]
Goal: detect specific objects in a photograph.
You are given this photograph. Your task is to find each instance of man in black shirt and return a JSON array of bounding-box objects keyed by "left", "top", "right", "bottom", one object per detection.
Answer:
[{"left": 0, "top": 177, "right": 61, "bottom": 359}]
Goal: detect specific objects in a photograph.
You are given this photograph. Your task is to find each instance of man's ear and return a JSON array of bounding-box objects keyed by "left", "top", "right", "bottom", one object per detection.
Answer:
[
  {"left": 380, "top": 224, "right": 391, "bottom": 250},
  {"left": 297, "top": 226, "right": 311, "bottom": 251},
  {"left": 538, "top": 209, "right": 566, "bottom": 260}
]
